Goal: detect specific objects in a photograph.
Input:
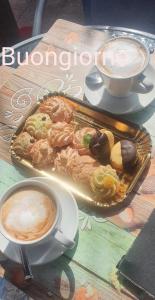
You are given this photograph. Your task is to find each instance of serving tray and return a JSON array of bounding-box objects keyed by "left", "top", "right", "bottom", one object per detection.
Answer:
[{"left": 10, "top": 92, "right": 152, "bottom": 209}]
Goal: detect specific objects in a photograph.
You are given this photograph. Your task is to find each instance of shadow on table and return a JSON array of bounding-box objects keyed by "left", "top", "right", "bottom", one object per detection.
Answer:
[
  {"left": 31, "top": 233, "right": 79, "bottom": 300},
  {"left": 2, "top": 232, "right": 79, "bottom": 300}
]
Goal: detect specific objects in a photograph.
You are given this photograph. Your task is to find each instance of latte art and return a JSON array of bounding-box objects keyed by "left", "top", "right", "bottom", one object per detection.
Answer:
[
  {"left": 0, "top": 188, "right": 56, "bottom": 241},
  {"left": 99, "top": 38, "right": 147, "bottom": 78}
]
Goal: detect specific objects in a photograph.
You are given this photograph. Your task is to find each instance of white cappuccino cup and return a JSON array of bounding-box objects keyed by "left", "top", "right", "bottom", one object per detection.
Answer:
[
  {"left": 0, "top": 180, "right": 75, "bottom": 248},
  {"left": 96, "top": 36, "right": 153, "bottom": 97}
]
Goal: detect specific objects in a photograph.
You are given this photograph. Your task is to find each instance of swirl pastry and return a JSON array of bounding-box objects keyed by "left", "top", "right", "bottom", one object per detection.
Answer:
[
  {"left": 54, "top": 147, "right": 79, "bottom": 176},
  {"left": 13, "top": 132, "right": 35, "bottom": 158},
  {"left": 73, "top": 127, "right": 96, "bottom": 155},
  {"left": 90, "top": 165, "right": 121, "bottom": 201},
  {"left": 70, "top": 155, "right": 99, "bottom": 184},
  {"left": 24, "top": 113, "right": 52, "bottom": 139},
  {"left": 48, "top": 122, "right": 74, "bottom": 148},
  {"left": 39, "top": 96, "right": 74, "bottom": 123},
  {"left": 30, "top": 139, "right": 55, "bottom": 168}
]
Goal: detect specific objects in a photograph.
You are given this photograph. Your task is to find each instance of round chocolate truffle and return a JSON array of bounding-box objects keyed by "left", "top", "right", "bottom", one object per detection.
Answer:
[
  {"left": 110, "top": 140, "right": 137, "bottom": 172},
  {"left": 89, "top": 129, "right": 114, "bottom": 162}
]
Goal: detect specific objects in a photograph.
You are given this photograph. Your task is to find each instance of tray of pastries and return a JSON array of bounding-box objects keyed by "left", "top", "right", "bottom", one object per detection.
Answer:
[{"left": 11, "top": 92, "right": 152, "bottom": 208}]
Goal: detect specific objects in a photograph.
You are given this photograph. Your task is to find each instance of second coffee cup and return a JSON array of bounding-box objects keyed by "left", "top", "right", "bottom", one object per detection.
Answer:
[{"left": 96, "top": 36, "right": 152, "bottom": 97}]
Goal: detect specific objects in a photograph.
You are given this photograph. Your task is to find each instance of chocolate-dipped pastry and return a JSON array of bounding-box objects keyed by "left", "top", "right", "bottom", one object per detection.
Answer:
[
  {"left": 110, "top": 140, "right": 137, "bottom": 172},
  {"left": 89, "top": 129, "right": 114, "bottom": 162}
]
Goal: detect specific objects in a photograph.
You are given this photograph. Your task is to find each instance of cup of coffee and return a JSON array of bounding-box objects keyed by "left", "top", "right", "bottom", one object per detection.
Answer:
[
  {"left": 0, "top": 180, "right": 75, "bottom": 248},
  {"left": 96, "top": 36, "right": 153, "bottom": 97}
]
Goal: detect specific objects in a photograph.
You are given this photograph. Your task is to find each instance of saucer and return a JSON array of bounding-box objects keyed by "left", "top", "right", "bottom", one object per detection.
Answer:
[
  {"left": 84, "top": 65, "right": 155, "bottom": 115},
  {"left": 0, "top": 177, "right": 78, "bottom": 265}
]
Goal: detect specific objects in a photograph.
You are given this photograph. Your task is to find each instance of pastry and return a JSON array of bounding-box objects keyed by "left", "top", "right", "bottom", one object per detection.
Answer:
[
  {"left": 54, "top": 146, "right": 99, "bottom": 184},
  {"left": 24, "top": 113, "right": 52, "bottom": 139},
  {"left": 73, "top": 127, "right": 96, "bottom": 155},
  {"left": 110, "top": 140, "right": 138, "bottom": 172},
  {"left": 90, "top": 165, "right": 123, "bottom": 201},
  {"left": 70, "top": 155, "right": 99, "bottom": 184},
  {"left": 13, "top": 132, "right": 35, "bottom": 158},
  {"left": 48, "top": 122, "right": 75, "bottom": 148},
  {"left": 30, "top": 139, "right": 55, "bottom": 168},
  {"left": 39, "top": 95, "right": 74, "bottom": 123},
  {"left": 89, "top": 129, "right": 114, "bottom": 161},
  {"left": 54, "top": 147, "right": 79, "bottom": 176}
]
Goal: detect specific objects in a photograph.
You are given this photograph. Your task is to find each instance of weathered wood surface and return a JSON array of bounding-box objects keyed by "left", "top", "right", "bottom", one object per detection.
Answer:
[
  {"left": 0, "top": 66, "right": 14, "bottom": 89},
  {"left": 0, "top": 19, "right": 155, "bottom": 300},
  {"left": 0, "top": 159, "right": 138, "bottom": 300},
  {"left": 43, "top": 19, "right": 108, "bottom": 54}
]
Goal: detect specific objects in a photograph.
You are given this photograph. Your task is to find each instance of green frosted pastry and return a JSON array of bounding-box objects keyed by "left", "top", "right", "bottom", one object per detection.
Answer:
[
  {"left": 90, "top": 165, "right": 120, "bottom": 200},
  {"left": 24, "top": 113, "right": 52, "bottom": 139}
]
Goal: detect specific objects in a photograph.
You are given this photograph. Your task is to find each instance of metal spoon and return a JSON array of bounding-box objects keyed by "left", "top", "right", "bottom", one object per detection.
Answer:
[
  {"left": 85, "top": 70, "right": 103, "bottom": 89},
  {"left": 19, "top": 246, "right": 33, "bottom": 280}
]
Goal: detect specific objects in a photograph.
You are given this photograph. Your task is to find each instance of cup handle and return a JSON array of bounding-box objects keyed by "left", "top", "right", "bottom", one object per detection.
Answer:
[
  {"left": 55, "top": 229, "right": 75, "bottom": 249},
  {"left": 132, "top": 73, "right": 153, "bottom": 94}
]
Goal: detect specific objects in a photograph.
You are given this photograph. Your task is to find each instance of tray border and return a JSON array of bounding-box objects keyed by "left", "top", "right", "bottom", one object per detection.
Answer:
[{"left": 10, "top": 91, "right": 152, "bottom": 209}]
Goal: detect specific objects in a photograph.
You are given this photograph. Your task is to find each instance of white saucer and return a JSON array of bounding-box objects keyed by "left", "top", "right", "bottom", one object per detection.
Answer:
[
  {"left": 84, "top": 64, "right": 155, "bottom": 115},
  {"left": 0, "top": 177, "right": 79, "bottom": 265}
]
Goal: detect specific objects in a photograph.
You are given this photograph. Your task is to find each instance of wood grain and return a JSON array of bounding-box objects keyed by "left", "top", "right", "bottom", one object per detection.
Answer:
[
  {"left": 0, "top": 74, "right": 154, "bottom": 299},
  {"left": 15, "top": 41, "right": 92, "bottom": 100},
  {"left": 43, "top": 19, "right": 108, "bottom": 54},
  {"left": 0, "top": 66, "right": 14, "bottom": 89},
  {"left": 0, "top": 77, "right": 40, "bottom": 127}
]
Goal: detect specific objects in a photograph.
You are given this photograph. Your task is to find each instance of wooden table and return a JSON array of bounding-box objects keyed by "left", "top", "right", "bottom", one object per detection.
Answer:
[{"left": 0, "top": 19, "right": 155, "bottom": 300}]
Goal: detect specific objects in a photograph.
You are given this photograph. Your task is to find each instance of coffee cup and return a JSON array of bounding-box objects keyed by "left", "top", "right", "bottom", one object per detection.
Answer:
[
  {"left": 96, "top": 36, "right": 153, "bottom": 97},
  {"left": 0, "top": 180, "right": 75, "bottom": 248}
]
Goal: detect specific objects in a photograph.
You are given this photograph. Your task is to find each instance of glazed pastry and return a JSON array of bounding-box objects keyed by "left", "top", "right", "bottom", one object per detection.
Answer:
[
  {"left": 90, "top": 165, "right": 121, "bottom": 200},
  {"left": 110, "top": 140, "right": 138, "bottom": 172},
  {"left": 73, "top": 127, "right": 96, "bottom": 155},
  {"left": 13, "top": 132, "right": 35, "bottom": 158},
  {"left": 24, "top": 113, "right": 52, "bottom": 139},
  {"left": 70, "top": 155, "right": 99, "bottom": 184},
  {"left": 39, "top": 96, "right": 74, "bottom": 123},
  {"left": 30, "top": 139, "right": 55, "bottom": 168},
  {"left": 48, "top": 122, "right": 75, "bottom": 148},
  {"left": 89, "top": 129, "right": 114, "bottom": 161},
  {"left": 54, "top": 147, "right": 79, "bottom": 176}
]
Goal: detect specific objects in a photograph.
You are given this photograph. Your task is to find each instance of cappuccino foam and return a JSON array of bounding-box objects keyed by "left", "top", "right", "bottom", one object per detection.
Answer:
[
  {"left": 99, "top": 38, "right": 147, "bottom": 78},
  {"left": 0, "top": 188, "right": 56, "bottom": 241}
]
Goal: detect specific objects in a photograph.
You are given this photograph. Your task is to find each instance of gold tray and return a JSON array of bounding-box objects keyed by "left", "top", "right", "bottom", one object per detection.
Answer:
[{"left": 10, "top": 92, "right": 152, "bottom": 209}]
